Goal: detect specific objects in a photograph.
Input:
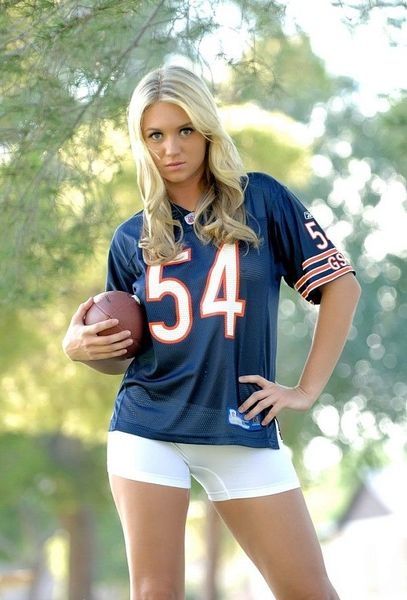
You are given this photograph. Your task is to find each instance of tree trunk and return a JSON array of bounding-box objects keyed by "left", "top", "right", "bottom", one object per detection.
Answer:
[
  {"left": 204, "top": 499, "right": 222, "bottom": 600},
  {"left": 61, "top": 505, "right": 94, "bottom": 600},
  {"left": 28, "top": 538, "right": 54, "bottom": 600}
]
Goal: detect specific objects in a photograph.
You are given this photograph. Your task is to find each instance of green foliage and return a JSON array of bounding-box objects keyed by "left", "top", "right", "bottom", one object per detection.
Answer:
[
  {"left": 217, "top": 32, "right": 355, "bottom": 122},
  {"left": 1, "top": 0, "right": 171, "bottom": 306},
  {"left": 0, "top": 431, "right": 118, "bottom": 571},
  {"left": 0, "top": 0, "right": 287, "bottom": 309},
  {"left": 232, "top": 126, "right": 310, "bottom": 183},
  {"left": 376, "top": 95, "right": 407, "bottom": 176},
  {"left": 93, "top": 499, "right": 129, "bottom": 583},
  {"left": 331, "top": 0, "right": 407, "bottom": 38},
  {"left": 0, "top": 309, "right": 43, "bottom": 375},
  {"left": 274, "top": 94, "right": 407, "bottom": 485}
]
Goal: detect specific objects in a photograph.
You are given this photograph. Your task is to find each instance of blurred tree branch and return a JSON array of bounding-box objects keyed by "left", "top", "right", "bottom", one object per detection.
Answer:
[
  {"left": 0, "top": 0, "right": 286, "bottom": 308},
  {"left": 331, "top": 0, "right": 407, "bottom": 30}
]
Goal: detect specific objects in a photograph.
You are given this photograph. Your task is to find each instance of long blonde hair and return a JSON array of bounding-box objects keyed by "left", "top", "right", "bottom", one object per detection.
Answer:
[{"left": 127, "top": 65, "right": 261, "bottom": 264}]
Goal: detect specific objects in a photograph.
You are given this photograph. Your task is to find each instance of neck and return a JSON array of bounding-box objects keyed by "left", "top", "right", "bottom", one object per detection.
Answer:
[
  {"left": 165, "top": 170, "right": 207, "bottom": 211},
  {"left": 170, "top": 199, "right": 198, "bottom": 212}
]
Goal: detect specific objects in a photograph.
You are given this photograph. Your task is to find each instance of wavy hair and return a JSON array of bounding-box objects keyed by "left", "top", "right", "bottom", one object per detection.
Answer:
[{"left": 127, "top": 65, "right": 261, "bottom": 264}]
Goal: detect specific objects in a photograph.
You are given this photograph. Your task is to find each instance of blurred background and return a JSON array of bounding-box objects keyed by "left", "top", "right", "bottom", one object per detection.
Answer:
[{"left": 0, "top": 1, "right": 406, "bottom": 599}]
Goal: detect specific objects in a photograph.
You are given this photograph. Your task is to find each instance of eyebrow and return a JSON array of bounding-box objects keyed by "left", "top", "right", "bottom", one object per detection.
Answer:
[{"left": 144, "top": 121, "right": 193, "bottom": 132}]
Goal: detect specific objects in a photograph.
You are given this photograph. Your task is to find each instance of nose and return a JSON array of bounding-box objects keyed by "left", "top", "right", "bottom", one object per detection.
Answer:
[{"left": 163, "top": 135, "right": 181, "bottom": 157}]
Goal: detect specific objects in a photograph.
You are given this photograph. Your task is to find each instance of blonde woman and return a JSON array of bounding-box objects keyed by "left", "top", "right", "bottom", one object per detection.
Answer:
[{"left": 63, "top": 65, "right": 360, "bottom": 599}]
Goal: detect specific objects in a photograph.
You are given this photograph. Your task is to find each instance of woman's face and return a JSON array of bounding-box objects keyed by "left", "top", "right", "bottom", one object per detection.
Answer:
[{"left": 141, "top": 101, "right": 207, "bottom": 189}]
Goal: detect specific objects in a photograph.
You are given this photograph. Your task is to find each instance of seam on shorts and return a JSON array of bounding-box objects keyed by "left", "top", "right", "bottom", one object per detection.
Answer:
[
  {"left": 106, "top": 467, "right": 190, "bottom": 489},
  {"left": 188, "top": 463, "right": 229, "bottom": 496},
  {"left": 208, "top": 479, "right": 301, "bottom": 501},
  {"left": 172, "top": 442, "right": 194, "bottom": 461},
  {"left": 171, "top": 442, "right": 193, "bottom": 466}
]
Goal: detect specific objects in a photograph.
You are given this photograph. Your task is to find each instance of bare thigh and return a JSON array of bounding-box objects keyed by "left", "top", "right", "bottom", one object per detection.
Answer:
[
  {"left": 109, "top": 474, "right": 190, "bottom": 600},
  {"left": 213, "top": 488, "right": 340, "bottom": 600}
]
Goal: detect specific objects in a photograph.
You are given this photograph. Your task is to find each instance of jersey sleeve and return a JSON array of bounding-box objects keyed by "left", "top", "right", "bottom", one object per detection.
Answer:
[
  {"left": 105, "top": 226, "right": 138, "bottom": 294},
  {"left": 272, "top": 184, "right": 355, "bottom": 305}
]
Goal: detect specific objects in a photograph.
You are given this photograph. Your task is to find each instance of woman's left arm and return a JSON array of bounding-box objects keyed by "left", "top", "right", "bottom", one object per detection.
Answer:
[
  {"left": 238, "top": 273, "right": 361, "bottom": 425},
  {"left": 296, "top": 272, "right": 361, "bottom": 401}
]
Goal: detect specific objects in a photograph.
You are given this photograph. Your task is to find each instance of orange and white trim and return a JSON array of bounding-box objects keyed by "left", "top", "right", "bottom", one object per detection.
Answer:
[{"left": 294, "top": 249, "right": 354, "bottom": 303}]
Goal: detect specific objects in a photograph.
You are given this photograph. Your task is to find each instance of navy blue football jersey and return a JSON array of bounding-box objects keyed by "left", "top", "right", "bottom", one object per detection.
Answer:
[{"left": 105, "top": 172, "right": 355, "bottom": 448}]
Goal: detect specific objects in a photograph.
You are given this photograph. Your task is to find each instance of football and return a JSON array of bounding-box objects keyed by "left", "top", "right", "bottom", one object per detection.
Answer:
[{"left": 84, "top": 290, "right": 147, "bottom": 358}]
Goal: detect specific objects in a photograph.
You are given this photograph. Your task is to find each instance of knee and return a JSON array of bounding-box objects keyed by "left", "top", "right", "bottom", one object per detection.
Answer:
[
  {"left": 274, "top": 574, "right": 338, "bottom": 600},
  {"left": 297, "top": 577, "right": 339, "bottom": 600},
  {"left": 133, "top": 593, "right": 178, "bottom": 600},
  {"left": 131, "top": 578, "right": 182, "bottom": 600}
]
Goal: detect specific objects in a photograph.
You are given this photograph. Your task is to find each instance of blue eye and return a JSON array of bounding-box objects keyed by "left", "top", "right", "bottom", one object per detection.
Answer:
[
  {"left": 180, "top": 127, "right": 194, "bottom": 136},
  {"left": 149, "top": 132, "right": 162, "bottom": 141}
]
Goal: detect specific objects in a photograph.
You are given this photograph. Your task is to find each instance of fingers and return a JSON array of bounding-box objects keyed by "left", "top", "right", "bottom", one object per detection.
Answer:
[
  {"left": 80, "top": 328, "right": 133, "bottom": 358},
  {"left": 91, "top": 337, "right": 134, "bottom": 354},
  {"left": 238, "top": 381, "right": 313, "bottom": 427},
  {"left": 241, "top": 393, "right": 278, "bottom": 427},
  {"left": 261, "top": 406, "right": 278, "bottom": 427},
  {"left": 240, "top": 395, "right": 276, "bottom": 424},
  {"left": 238, "top": 387, "right": 274, "bottom": 415},
  {"left": 74, "top": 334, "right": 134, "bottom": 361},
  {"left": 63, "top": 304, "right": 134, "bottom": 360},
  {"left": 88, "top": 348, "right": 131, "bottom": 360},
  {"left": 239, "top": 374, "right": 270, "bottom": 387},
  {"left": 88, "top": 319, "right": 121, "bottom": 335},
  {"left": 71, "top": 297, "right": 94, "bottom": 324},
  {"left": 90, "top": 328, "right": 132, "bottom": 346},
  {"left": 238, "top": 375, "right": 277, "bottom": 426}
]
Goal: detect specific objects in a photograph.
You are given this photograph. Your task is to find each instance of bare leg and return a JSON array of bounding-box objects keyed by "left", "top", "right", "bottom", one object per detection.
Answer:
[
  {"left": 109, "top": 475, "right": 190, "bottom": 600},
  {"left": 213, "top": 488, "right": 340, "bottom": 600}
]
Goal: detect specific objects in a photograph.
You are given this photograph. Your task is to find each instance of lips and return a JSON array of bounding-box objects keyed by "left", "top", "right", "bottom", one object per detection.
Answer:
[{"left": 166, "top": 161, "right": 185, "bottom": 167}]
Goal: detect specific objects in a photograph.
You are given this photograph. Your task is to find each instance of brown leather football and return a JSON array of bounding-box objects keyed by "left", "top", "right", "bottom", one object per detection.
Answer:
[{"left": 84, "top": 291, "right": 148, "bottom": 358}]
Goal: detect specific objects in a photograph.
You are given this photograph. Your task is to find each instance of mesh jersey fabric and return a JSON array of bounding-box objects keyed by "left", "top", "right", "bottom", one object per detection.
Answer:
[{"left": 105, "top": 171, "right": 355, "bottom": 448}]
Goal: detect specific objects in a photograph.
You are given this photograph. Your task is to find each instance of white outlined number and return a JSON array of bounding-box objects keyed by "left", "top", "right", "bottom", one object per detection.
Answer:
[
  {"left": 200, "top": 243, "right": 246, "bottom": 338},
  {"left": 305, "top": 220, "right": 329, "bottom": 250},
  {"left": 146, "top": 243, "right": 245, "bottom": 343},
  {"left": 146, "top": 249, "right": 192, "bottom": 343}
]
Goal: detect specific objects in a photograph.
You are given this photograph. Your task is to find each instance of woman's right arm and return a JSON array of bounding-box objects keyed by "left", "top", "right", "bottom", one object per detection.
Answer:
[{"left": 62, "top": 297, "right": 134, "bottom": 375}]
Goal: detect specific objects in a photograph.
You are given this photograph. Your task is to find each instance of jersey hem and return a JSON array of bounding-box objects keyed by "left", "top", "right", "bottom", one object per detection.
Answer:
[{"left": 109, "top": 420, "right": 280, "bottom": 449}]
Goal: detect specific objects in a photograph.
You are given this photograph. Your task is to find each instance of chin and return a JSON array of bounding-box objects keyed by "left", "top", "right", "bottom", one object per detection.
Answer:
[{"left": 163, "top": 172, "right": 192, "bottom": 183}]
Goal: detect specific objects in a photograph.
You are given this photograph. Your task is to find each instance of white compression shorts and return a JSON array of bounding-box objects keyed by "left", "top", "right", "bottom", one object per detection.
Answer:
[{"left": 107, "top": 427, "right": 301, "bottom": 502}]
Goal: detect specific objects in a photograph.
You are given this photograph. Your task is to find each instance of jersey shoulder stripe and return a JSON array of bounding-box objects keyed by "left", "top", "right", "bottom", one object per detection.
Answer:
[
  {"left": 295, "top": 261, "right": 332, "bottom": 291},
  {"left": 302, "top": 248, "right": 339, "bottom": 270},
  {"left": 295, "top": 249, "right": 353, "bottom": 291},
  {"left": 299, "top": 265, "right": 355, "bottom": 300}
]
